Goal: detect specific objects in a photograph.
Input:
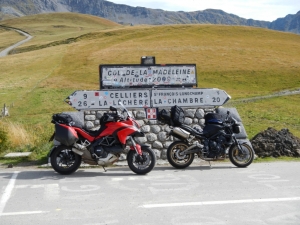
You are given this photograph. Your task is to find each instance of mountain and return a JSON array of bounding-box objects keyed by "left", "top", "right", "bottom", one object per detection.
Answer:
[
  {"left": 269, "top": 11, "right": 300, "bottom": 34},
  {"left": 0, "top": 0, "right": 299, "bottom": 34}
]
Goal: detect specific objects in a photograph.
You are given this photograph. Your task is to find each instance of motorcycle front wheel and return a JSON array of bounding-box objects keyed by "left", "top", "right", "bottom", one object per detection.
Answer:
[
  {"left": 167, "top": 141, "right": 195, "bottom": 169},
  {"left": 127, "top": 147, "right": 156, "bottom": 175},
  {"left": 50, "top": 145, "right": 82, "bottom": 175},
  {"left": 229, "top": 143, "right": 254, "bottom": 167}
]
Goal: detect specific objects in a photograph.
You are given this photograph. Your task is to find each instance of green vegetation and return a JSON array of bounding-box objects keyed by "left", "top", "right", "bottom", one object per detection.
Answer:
[
  {"left": 0, "top": 13, "right": 300, "bottom": 165},
  {"left": 254, "top": 156, "right": 300, "bottom": 163}
]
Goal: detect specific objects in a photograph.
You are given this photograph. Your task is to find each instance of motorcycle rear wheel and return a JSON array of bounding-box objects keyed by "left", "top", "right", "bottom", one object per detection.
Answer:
[
  {"left": 50, "top": 145, "right": 82, "bottom": 175},
  {"left": 229, "top": 143, "right": 254, "bottom": 167},
  {"left": 167, "top": 141, "right": 195, "bottom": 169},
  {"left": 127, "top": 147, "right": 156, "bottom": 175}
]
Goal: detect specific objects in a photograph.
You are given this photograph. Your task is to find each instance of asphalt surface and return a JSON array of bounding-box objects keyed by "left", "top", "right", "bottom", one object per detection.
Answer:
[{"left": 0, "top": 161, "right": 300, "bottom": 225}]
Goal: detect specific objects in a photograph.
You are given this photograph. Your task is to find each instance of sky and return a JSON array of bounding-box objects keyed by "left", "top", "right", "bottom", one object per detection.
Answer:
[{"left": 108, "top": 0, "right": 299, "bottom": 21}]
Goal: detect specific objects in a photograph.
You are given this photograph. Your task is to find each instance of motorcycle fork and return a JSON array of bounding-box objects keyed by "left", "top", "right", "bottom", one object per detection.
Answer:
[
  {"left": 129, "top": 136, "right": 142, "bottom": 155},
  {"left": 234, "top": 137, "right": 247, "bottom": 154}
]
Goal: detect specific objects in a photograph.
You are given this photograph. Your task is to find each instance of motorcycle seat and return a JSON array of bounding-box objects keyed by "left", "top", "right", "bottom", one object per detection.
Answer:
[
  {"left": 180, "top": 124, "right": 203, "bottom": 136},
  {"left": 82, "top": 125, "right": 107, "bottom": 137}
]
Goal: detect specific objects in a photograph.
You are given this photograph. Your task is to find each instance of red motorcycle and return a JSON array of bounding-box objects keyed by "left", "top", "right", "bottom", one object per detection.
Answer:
[{"left": 48, "top": 102, "right": 156, "bottom": 175}]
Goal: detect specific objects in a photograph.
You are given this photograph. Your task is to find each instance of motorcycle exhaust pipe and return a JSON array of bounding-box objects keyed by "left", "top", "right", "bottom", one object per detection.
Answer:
[
  {"left": 72, "top": 148, "right": 84, "bottom": 156},
  {"left": 72, "top": 143, "right": 87, "bottom": 156},
  {"left": 171, "top": 127, "right": 190, "bottom": 139}
]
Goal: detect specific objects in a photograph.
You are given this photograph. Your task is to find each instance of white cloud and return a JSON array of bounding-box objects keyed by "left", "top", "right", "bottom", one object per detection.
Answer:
[{"left": 108, "top": 0, "right": 299, "bottom": 21}]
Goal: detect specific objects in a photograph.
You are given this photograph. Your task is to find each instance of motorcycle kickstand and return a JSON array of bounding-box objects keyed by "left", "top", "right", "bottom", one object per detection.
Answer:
[
  {"left": 208, "top": 161, "right": 211, "bottom": 167},
  {"left": 102, "top": 166, "right": 107, "bottom": 172}
]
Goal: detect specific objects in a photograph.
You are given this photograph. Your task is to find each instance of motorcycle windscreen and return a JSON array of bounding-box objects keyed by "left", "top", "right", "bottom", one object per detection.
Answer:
[{"left": 54, "top": 124, "right": 78, "bottom": 146}]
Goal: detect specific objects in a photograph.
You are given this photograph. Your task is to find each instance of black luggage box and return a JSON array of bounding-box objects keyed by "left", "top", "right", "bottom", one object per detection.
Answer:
[{"left": 54, "top": 124, "right": 78, "bottom": 146}]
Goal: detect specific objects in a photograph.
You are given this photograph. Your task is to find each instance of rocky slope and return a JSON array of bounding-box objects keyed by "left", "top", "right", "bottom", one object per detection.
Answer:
[{"left": 0, "top": 0, "right": 299, "bottom": 34}]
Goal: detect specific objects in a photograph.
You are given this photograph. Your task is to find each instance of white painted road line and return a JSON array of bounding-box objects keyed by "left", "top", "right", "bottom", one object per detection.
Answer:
[
  {"left": 0, "top": 171, "right": 19, "bottom": 216},
  {"left": 1, "top": 211, "right": 49, "bottom": 216},
  {"left": 141, "top": 197, "right": 300, "bottom": 208}
]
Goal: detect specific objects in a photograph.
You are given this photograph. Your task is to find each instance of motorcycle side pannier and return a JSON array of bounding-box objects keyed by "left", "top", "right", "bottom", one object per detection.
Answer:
[
  {"left": 171, "top": 105, "right": 185, "bottom": 126},
  {"left": 158, "top": 109, "right": 172, "bottom": 125},
  {"left": 54, "top": 124, "right": 78, "bottom": 146}
]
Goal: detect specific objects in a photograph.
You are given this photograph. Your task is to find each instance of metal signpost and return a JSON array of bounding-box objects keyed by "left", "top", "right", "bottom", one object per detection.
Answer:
[{"left": 66, "top": 57, "right": 231, "bottom": 111}]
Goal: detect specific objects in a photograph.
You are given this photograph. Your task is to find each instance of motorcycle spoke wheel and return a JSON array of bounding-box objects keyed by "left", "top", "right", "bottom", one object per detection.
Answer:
[
  {"left": 229, "top": 143, "right": 254, "bottom": 167},
  {"left": 50, "top": 145, "right": 82, "bottom": 175},
  {"left": 167, "top": 141, "right": 194, "bottom": 169},
  {"left": 127, "top": 148, "right": 156, "bottom": 175}
]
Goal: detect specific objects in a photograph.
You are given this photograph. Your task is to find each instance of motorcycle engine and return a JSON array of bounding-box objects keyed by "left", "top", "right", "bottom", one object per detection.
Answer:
[
  {"left": 94, "top": 146, "right": 108, "bottom": 158},
  {"left": 206, "top": 135, "right": 227, "bottom": 158}
]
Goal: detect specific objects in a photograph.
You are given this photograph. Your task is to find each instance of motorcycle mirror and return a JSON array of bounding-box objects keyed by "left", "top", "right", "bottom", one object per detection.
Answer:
[{"left": 110, "top": 106, "right": 117, "bottom": 111}]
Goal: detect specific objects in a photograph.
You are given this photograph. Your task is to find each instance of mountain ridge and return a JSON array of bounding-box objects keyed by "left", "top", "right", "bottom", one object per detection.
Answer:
[{"left": 0, "top": 0, "right": 299, "bottom": 34}]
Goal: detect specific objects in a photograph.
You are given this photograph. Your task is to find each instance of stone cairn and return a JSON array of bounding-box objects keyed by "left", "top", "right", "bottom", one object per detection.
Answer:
[
  {"left": 84, "top": 108, "right": 214, "bottom": 159},
  {"left": 251, "top": 127, "right": 300, "bottom": 158}
]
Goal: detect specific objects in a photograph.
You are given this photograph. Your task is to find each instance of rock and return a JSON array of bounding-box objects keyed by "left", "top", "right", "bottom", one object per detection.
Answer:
[
  {"left": 251, "top": 127, "right": 300, "bottom": 158},
  {"left": 85, "top": 115, "right": 96, "bottom": 121},
  {"left": 150, "top": 125, "right": 161, "bottom": 134},
  {"left": 184, "top": 117, "right": 193, "bottom": 125},
  {"left": 146, "top": 133, "right": 157, "bottom": 142},
  {"left": 184, "top": 109, "right": 196, "bottom": 118},
  {"left": 195, "top": 109, "right": 205, "bottom": 119},
  {"left": 153, "top": 141, "right": 163, "bottom": 149},
  {"left": 141, "top": 125, "right": 150, "bottom": 133},
  {"left": 85, "top": 121, "right": 94, "bottom": 129},
  {"left": 158, "top": 132, "right": 167, "bottom": 142}
]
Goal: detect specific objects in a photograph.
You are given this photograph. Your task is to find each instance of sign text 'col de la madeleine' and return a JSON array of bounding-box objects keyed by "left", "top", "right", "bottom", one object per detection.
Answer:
[{"left": 100, "top": 64, "right": 197, "bottom": 89}]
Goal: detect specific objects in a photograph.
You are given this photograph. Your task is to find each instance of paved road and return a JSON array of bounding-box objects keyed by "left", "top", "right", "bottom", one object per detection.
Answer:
[
  {"left": 0, "top": 161, "right": 299, "bottom": 224},
  {"left": 0, "top": 28, "right": 32, "bottom": 57}
]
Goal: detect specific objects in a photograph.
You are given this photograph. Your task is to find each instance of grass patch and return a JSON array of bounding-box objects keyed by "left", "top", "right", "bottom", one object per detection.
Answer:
[
  {"left": 226, "top": 95, "right": 300, "bottom": 139},
  {"left": 254, "top": 156, "right": 300, "bottom": 163}
]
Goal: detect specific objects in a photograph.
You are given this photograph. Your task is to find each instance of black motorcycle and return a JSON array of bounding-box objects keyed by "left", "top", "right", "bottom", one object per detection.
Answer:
[{"left": 158, "top": 106, "right": 254, "bottom": 169}]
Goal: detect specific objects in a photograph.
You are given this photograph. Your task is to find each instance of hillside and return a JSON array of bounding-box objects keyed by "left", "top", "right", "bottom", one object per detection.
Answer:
[
  {"left": 0, "top": 12, "right": 120, "bottom": 49},
  {"left": 0, "top": 13, "right": 300, "bottom": 141},
  {"left": 0, "top": 0, "right": 299, "bottom": 34}
]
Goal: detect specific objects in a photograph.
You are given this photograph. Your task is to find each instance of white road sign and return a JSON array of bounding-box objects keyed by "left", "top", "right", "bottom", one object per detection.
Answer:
[
  {"left": 151, "top": 88, "right": 231, "bottom": 107},
  {"left": 100, "top": 64, "right": 197, "bottom": 88},
  {"left": 66, "top": 88, "right": 230, "bottom": 110},
  {"left": 66, "top": 90, "right": 151, "bottom": 110}
]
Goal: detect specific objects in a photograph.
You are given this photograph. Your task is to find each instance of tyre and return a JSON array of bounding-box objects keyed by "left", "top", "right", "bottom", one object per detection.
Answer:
[
  {"left": 229, "top": 143, "right": 254, "bottom": 167},
  {"left": 127, "top": 147, "right": 156, "bottom": 175},
  {"left": 50, "top": 145, "right": 82, "bottom": 175},
  {"left": 167, "top": 141, "right": 194, "bottom": 169}
]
